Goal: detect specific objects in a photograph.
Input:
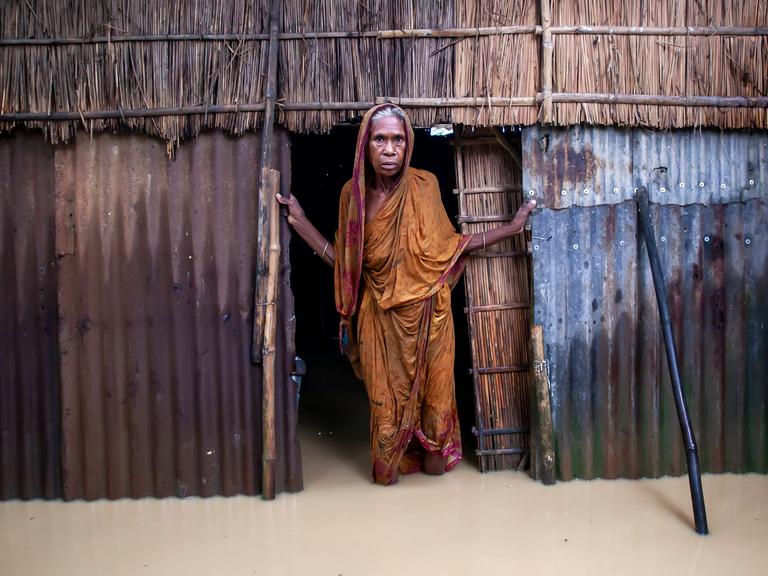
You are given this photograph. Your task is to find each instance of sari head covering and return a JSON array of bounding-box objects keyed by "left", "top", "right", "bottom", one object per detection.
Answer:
[{"left": 333, "top": 103, "right": 415, "bottom": 325}]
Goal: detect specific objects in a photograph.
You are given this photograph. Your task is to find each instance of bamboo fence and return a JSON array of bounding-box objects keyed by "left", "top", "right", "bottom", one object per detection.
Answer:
[
  {"left": 1, "top": 1, "right": 766, "bottom": 143},
  {"left": 455, "top": 127, "right": 532, "bottom": 472}
]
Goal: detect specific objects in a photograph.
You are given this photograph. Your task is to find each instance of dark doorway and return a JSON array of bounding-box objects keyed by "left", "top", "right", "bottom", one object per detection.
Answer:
[{"left": 288, "top": 126, "right": 476, "bottom": 481}]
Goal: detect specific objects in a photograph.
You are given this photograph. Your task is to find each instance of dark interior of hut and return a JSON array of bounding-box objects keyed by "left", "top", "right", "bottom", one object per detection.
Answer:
[{"left": 288, "top": 126, "right": 478, "bottom": 478}]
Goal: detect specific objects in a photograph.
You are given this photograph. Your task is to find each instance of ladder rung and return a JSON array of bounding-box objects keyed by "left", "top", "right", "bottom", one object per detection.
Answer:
[
  {"left": 468, "top": 250, "right": 529, "bottom": 258},
  {"left": 473, "top": 426, "right": 529, "bottom": 436},
  {"left": 464, "top": 303, "right": 529, "bottom": 313},
  {"left": 457, "top": 214, "right": 513, "bottom": 224},
  {"left": 469, "top": 365, "right": 528, "bottom": 375},
  {"left": 453, "top": 186, "right": 522, "bottom": 195},
  {"left": 476, "top": 448, "right": 526, "bottom": 456}
]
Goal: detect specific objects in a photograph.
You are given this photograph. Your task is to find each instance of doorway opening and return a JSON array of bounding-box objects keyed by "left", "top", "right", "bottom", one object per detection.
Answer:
[{"left": 288, "top": 126, "right": 476, "bottom": 483}]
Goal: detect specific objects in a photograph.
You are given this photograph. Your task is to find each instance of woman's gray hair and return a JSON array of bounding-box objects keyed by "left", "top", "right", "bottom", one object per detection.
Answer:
[{"left": 371, "top": 106, "right": 406, "bottom": 123}]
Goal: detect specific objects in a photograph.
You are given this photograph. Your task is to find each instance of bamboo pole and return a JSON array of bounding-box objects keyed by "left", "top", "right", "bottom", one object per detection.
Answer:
[
  {"left": 376, "top": 26, "right": 539, "bottom": 38},
  {"left": 261, "top": 168, "right": 281, "bottom": 501},
  {"left": 530, "top": 325, "right": 555, "bottom": 485},
  {"left": 491, "top": 127, "right": 522, "bottom": 171},
  {"left": 540, "top": 0, "right": 554, "bottom": 124},
  {"left": 252, "top": 0, "right": 280, "bottom": 365},
  {"left": 3, "top": 94, "right": 764, "bottom": 126},
  {"left": 375, "top": 96, "right": 538, "bottom": 107},
  {"left": 550, "top": 93, "right": 768, "bottom": 107},
  {"left": 4, "top": 25, "right": 766, "bottom": 45},
  {"left": 551, "top": 25, "right": 768, "bottom": 36}
]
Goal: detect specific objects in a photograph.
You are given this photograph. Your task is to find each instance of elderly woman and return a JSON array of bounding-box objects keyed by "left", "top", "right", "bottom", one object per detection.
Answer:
[{"left": 278, "top": 104, "right": 535, "bottom": 485}]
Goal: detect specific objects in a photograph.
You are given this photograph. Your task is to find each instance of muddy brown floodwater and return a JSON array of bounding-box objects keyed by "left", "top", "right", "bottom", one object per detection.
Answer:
[{"left": 1, "top": 428, "right": 766, "bottom": 576}]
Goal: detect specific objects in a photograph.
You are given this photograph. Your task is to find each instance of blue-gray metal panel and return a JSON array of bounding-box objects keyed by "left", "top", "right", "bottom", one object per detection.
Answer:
[
  {"left": 523, "top": 126, "right": 768, "bottom": 209},
  {"left": 531, "top": 198, "right": 767, "bottom": 480}
]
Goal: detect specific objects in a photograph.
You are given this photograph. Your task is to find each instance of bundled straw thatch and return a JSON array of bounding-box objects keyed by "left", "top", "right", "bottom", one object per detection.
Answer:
[
  {"left": 452, "top": 0, "right": 539, "bottom": 126},
  {"left": 552, "top": 0, "right": 768, "bottom": 127},
  {"left": 0, "top": 0, "right": 270, "bottom": 144},
  {"left": 278, "top": 0, "right": 456, "bottom": 131},
  {"left": 0, "top": 0, "right": 766, "bottom": 144}
]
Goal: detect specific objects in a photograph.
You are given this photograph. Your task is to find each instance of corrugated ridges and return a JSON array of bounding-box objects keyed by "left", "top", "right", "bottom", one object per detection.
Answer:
[
  {"left": 524, "top": 126, "right": 768, "bottom": 208},
  {"left": 0, "top": 132, "right": 61, "bottom": 499},
  {"left": 532, "top": 199, "right": 767, "bottom": 479}
]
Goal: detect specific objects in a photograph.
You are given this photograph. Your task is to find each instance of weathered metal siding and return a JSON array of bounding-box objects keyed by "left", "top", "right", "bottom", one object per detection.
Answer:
[
  {"left": 53, "top": 130, "right": 300, "bottom": 500},
  {"left": 0, "top": 132, "right": 62, "bottom": 499},
  {"left": 524, "top": 126, "right": 768, "bottom": 480}
]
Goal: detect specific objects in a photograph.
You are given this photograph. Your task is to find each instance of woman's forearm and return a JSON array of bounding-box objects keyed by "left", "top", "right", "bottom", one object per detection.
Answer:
[
  {"left": 289, "top": 214, "right": 335, "bottom": 266},
  {"left": 463, "top": 199, "right": 536, "bottom": 254},
  {"left": 464, "top": 222, "right": 523, "bottom": 253}
]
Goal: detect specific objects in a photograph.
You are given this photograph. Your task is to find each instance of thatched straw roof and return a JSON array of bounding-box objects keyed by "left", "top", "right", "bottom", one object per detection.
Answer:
[{"left": 0, "top": 0, "right": 766, "bottom": 144}]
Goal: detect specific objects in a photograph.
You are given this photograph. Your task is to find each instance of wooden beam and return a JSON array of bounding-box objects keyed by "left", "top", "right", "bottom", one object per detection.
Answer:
[
  {"left": 530, "top": 325, "right": 555, "bottom": 485},
  {"left": 540, "top": 0, "right": 554, "bottom": 124}
]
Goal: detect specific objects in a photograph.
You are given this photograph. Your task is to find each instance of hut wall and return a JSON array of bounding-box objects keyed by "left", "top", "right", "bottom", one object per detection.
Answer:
[
  {"left": 524, "top": 125, "right": 768, "bottom": 480},
  {"left": 0, "top": 130, "right": 301, "bottom": 500},
  {"left": 0, "top": 132, "right": 61, "bottom": 499}
]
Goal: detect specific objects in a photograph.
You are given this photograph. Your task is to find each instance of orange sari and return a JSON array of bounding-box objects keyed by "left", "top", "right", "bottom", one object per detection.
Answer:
[{"left": 334, "top": 105, "right": 469, "bottom": 484}]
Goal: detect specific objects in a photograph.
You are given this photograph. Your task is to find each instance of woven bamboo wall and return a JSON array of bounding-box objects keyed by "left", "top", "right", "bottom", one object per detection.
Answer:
[{"left": 455, "top": 128, "right": 531, "bottom": 471}]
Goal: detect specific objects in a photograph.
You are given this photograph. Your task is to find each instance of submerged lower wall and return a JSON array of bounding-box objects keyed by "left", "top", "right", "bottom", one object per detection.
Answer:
[{"left": 524, "top": 125, "right": 768, "bottom": 480}]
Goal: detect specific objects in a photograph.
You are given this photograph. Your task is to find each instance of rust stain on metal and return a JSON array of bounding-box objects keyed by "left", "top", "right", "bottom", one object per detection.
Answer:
[
  {"left": 532, "top": 198, "right": 767, "bottom": 480},
  {"left": 51, "top": 131, "right": 301, "bottom": 500}
]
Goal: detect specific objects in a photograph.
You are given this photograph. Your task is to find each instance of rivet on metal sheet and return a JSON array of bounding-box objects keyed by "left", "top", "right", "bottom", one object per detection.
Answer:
[
  {"left": 704, "top": 236, "right": 711, "bottom": 243},
  {"left": 699, "top": 181, "right": 705, "bottom": 188},
  {"left": 745, "top": 238, "right": 752, "bottom": 246},
  {"left": 573, "top": 243, "right": 579, "bottom": 250},
  {"left": 533, "top": 360, "right": 547, "bottom": 375}
]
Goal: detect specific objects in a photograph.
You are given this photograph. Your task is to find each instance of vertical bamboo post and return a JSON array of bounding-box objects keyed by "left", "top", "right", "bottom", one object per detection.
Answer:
[
  {"left": 262, "top": 169, "right": 281, "bottom": 500},
  {"left": 539, "top": 0, "right": 553, "bottom": 124},
  {"left": 252, "top": 0, "right": 281, "bottom": 364},
  {"left": 530, "top": 325, "right": 555, "bottom": 484}
]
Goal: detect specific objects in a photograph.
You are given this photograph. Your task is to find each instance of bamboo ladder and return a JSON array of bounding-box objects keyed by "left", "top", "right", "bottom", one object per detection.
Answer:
[{"left": 454, "top": 127, "right": 533, "bottom": 472}]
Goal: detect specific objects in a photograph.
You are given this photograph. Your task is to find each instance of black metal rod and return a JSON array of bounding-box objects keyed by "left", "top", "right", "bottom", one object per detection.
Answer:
[{"left": 636, "top": 186, "right": 709, "bottom": 535}]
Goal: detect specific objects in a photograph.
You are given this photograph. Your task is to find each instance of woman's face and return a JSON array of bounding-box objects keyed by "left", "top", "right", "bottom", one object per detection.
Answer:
[{"left": 367, "top": 115, "right": 407, "bottom": 181}]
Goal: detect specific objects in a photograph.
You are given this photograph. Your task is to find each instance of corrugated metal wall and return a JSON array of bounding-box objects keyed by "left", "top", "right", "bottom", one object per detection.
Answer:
[
  {"left": 56, "top": 131, "right": 301, "bottom": 500},
  {"left": 0, "top": 130, "right": 301, "bottom": 500},
  {"left": 524, "top": 126, "right": 768, "bottom": 480},
  {"left": 0, "top": 133, "right": 61, "bottom": 499}
]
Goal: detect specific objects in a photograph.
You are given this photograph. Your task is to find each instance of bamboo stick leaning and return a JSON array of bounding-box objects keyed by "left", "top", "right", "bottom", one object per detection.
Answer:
[{"left": 261, "top": 169, "right": 282, "bottom": 501}]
